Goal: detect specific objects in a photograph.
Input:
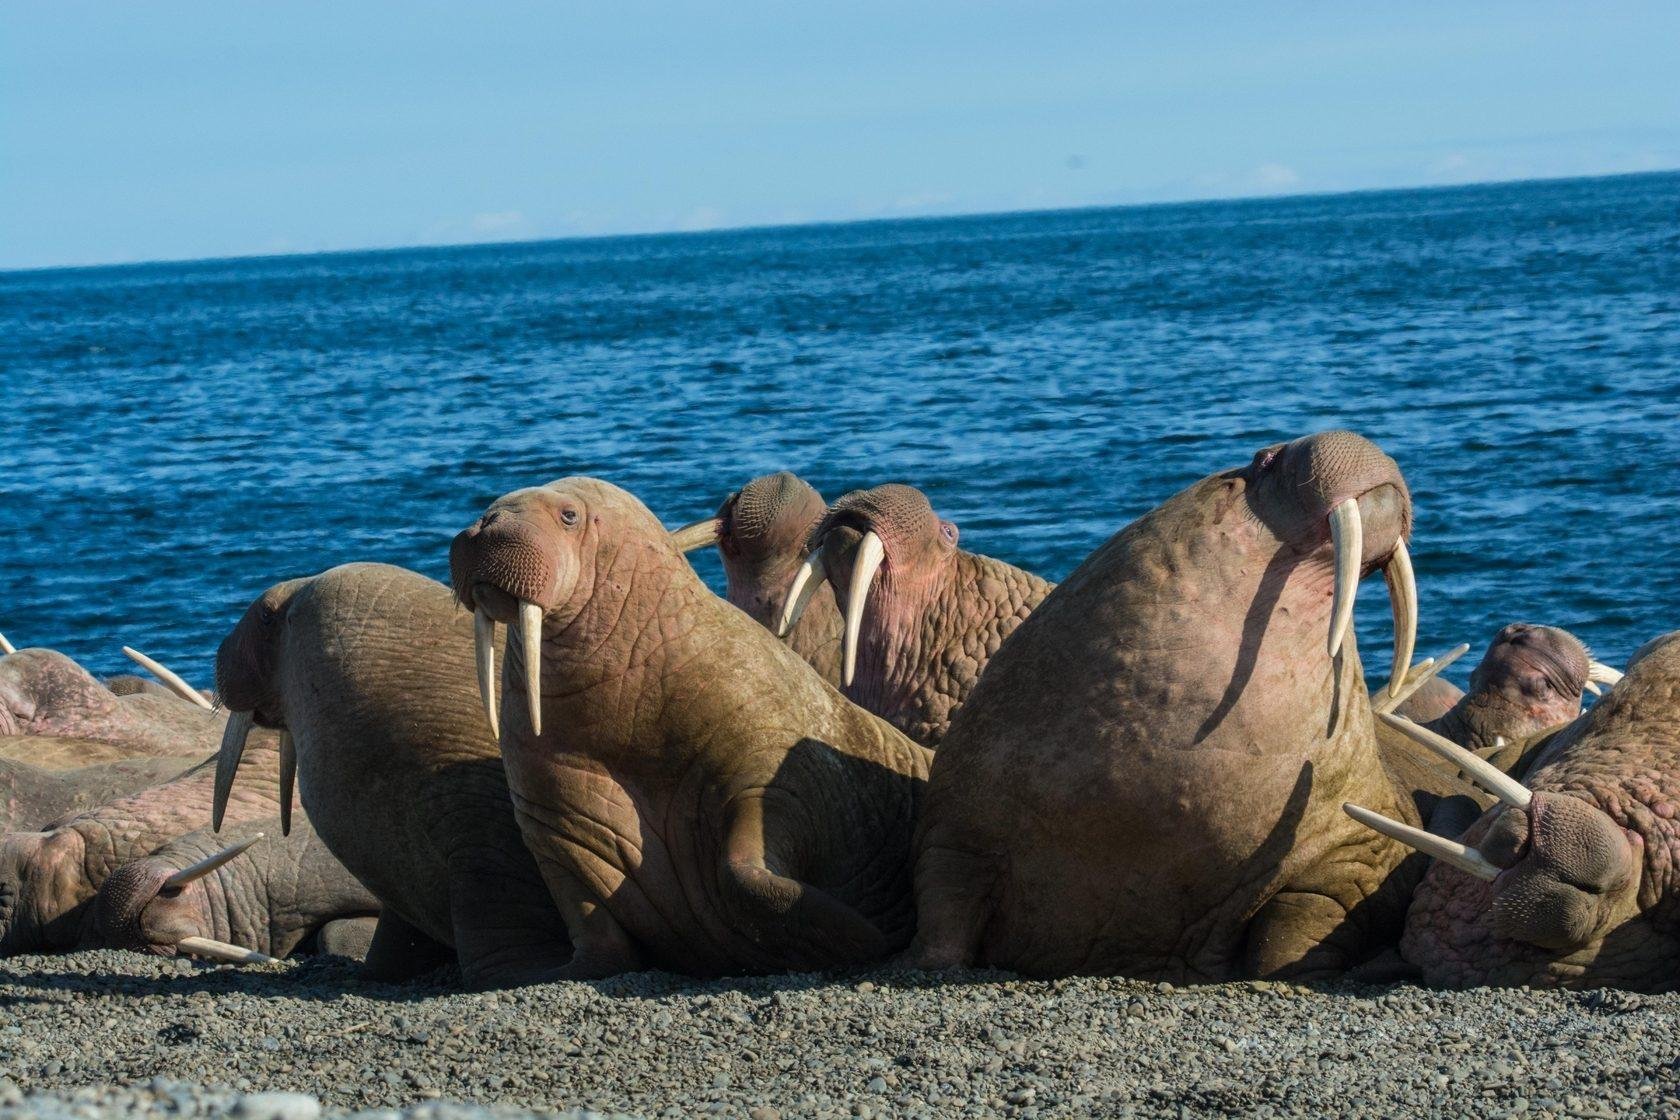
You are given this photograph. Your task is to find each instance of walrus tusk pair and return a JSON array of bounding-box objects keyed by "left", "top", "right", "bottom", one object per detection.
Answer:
[
  {"left": 1328, "top": 500, "right": 1418, "bottom": 698},
  {"left": 1583, "top": 660, "right": 1624, "bottom": 697},
  {"left": 150, "top": 832, "right": 277, "bottom": 965},
  {"left": 775, "top": 530, "right": 884, "bottom": 689},
  {"left": 121, "top": 646, "right": 215, "bottom": 710},
  {"left": 472, "top": 602, "right": 544, "bottom": 739},
  {"left": 1343, "top": 712, "right": 1535, "bottom": 883},
  {"left": 212, "top": 711, "right": 297, "bottom": 837}
]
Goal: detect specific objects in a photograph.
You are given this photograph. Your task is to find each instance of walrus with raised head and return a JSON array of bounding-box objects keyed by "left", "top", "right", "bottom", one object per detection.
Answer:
[
  {"left": 910, "top": 430, "right": 1425, "bottom": 980},
  {"left": 450, "top": 477, "right": 932, "bottom": 977}
]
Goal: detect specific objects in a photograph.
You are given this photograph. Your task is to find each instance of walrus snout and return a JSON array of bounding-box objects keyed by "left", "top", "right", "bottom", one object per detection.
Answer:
[{"left": 1484, "top": 791, "right": 1643, "bottom": 951}]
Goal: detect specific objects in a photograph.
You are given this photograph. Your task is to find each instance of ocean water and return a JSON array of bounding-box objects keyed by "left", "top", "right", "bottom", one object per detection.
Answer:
[{"left": 3, "top": 172, "right": 1678, "bottom": 691}]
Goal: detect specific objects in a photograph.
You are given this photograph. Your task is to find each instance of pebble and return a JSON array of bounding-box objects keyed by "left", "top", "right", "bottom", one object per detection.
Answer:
[{"left": 0, "top": 951, "right": 1676, "bottom": 1119}]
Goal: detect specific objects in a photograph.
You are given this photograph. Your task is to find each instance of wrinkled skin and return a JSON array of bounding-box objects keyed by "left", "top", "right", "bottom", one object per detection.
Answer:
[
  {"left": 89, "top": 814, "right": 379, "bottom": 960},
  {"left": 451, "top": 477, "right": 931, "bottom": 977},
  {"left": 0, "top": 648, "right": 226, "bottom": 759},
  {"left": 912, "top": 431, "right": 1423, "bottom": 980},
  {"left": 702, "top": 472, "right": 843, "bottom": 685},
  {"left": 0, "top": 736, "right": 286, "bottom": 955},
  {"left": 807, "top": 484, "right": 1054, "bottom": 747},
  {"left": 214, "top": 563, "right": 570, "bottom": 988},
  {"left": 1402, "top": 631, "right": 1680, "bottom": 990},
  {"left": 1424, "top": 624, "right": 1590, "bottom": 750},
  {"left": 0, "top": 754, "right": 197, "bottom": 835}
]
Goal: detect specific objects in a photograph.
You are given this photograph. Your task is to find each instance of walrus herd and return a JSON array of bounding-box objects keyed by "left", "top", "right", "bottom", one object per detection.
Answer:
[{"left": 2, "top": 429, "right": 1671, "bottom": 993}]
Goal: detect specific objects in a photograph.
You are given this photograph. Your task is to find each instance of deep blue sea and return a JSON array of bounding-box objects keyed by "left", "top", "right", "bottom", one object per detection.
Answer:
[{"left": 3, "top": 172, "right": 1678, "bottom": 691}]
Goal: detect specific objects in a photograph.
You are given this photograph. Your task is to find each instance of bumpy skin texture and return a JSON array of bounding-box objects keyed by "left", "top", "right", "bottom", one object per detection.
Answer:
[
  {"left": 911, "top": 431, "right": 1423, "bottom": 981},
  {"left": 809, "top": 485, "right": 1055, "bottom": 747},
  {"left": 214, "top": 563, "right": 570, "bottom": 988},
  {"left": 1402, "top": 631, "right": 1680, "bottom": 991},
  {"left": 0, "top": 755, "right": 197, "bottom": 836},
  {"left": 451, "top": 478, "right": 932, "bottom": 978},
  {"left": 711, "top": 472, "right": 843, "bottom": 685},
  {"left": 0, "top": 736, "right": 286, "bottom": 955},
  {"left": 1424, "top": 624, "right": 1590, "bottom": 751},
  {"left": 0, "top": 648, "right": 227, "bottom": 761},
  {"left": 89, "top": 813, "right": 379, "bottom": 959}
]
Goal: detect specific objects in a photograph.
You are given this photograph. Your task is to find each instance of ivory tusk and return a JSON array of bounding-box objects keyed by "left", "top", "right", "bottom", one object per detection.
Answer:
[
  {"left": 1587, "top": 661, "right": 1623, "bottom": 687},
  {"left": 519, "top": 600, "right": 544, "bottom": 737},
  {"left": 1373, "top": 643, "right": 1472, "bottom": 715},
  {"left": 1382, "top": 539, "right": 1417, "bottom": 698},
  {"left": 278, "top": 730, "right": 297, "bottom": 836},
  {"left": 212, "top": 711, "right": 255, "bottom": 833},
  {"left": 121, "top": 646, "right": 215, "bottom": 710},
  {"left": 1583, "top": 680, "right": 1601, "bottom": 697},
  {"left": 841, "top": 531, "right": 886, "bottom": 688},
  {"left": 0, "top": 631, "right": 14, "bottom": 656},
  {"left": 1327, "top": 500, "right": 1362, "bottom": 660},
  {"left": 777, "top": 556, "right": 827, "bottom": 639},
  {"left": 1376, "top": 712, "right": 1533, "bottom": 810},
  {"left": 668, "top": 517, "right": 723, "bottom": 553},
  {"left": 164, "top": 834, "right": 264, "bottom": 890},
  {"left": 176, "top": 935, "right": 278, "bottom": 965},
  {"left": 1343, "top": 803, "right": 1500, "bottom": 882},
  {"left": 473, "top": 610, "right": 499, "bottom": 739}
]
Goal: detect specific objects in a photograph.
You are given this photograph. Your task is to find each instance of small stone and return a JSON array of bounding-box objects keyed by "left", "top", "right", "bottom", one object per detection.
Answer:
[
  {"left": 866, "top": 1077, "right": 888, "bottom": 1093},
  {"left": 748, "top": 1109, "right": 782, "bottom": 1120}
]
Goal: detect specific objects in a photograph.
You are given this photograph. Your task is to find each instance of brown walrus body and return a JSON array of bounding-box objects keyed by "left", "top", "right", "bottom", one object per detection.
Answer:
[{"left": 452, "top": 477, "right": 931, "bottom": 978}]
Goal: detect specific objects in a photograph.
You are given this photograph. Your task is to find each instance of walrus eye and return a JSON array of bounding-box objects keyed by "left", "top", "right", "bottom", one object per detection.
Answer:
[
  {"left": 559, "top": 507, "right": 580, "bottom": 527},
  {"left": 939, "top": 521, "right": 958, "bottom": 546},
  {"left": 1251, "top": 445, "right": 1283, "bottom": 473}
]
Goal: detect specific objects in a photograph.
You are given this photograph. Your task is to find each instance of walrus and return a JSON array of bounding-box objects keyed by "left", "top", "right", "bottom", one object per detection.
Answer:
[
  {"left": 450, "top": 477, "right": 932, "bottom": 977},
  {"left": 1348, "top": 631, "right": 1680, "bottom": 990},
  {"left": 1422, "top": 624, "right": 1597, "bottom": 750},
  {"left": 781, "top": 483, "right": 1054, "bottom": 747},
  {"left": 909, "top": 430, "right": 1422, "bottom": 980},
  {"left": 89, "top": 814, "right": 380, "bottom": 964},
  {"left": 0, "top": 753, "right": 197, "bottom": 835},
  {"left": 209, "top": 563, "right": 572, "bottom": 987},
  {"left": 0, "top": 734, "right": 287, "bottom": 958},
  {"left": 0, "top": 646, "right": 226, "bottom": 761},
  {"left": 670, "top": 471, "right": 844, "bottom": 685}
]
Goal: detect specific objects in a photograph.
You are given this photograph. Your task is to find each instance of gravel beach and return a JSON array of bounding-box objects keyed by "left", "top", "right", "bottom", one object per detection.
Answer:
[{"left": 1, "top": 952, "right": 1675, "bottom": 1119}]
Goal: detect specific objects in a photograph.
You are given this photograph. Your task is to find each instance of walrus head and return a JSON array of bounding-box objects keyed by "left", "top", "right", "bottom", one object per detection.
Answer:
[
  {"left": 211, "top": 578, "right": 307, "bottom": 835},
  {"left": 90, "top": 833, "right": 272, "bottom": 964},
  {"left": 670, "top": 471, "right": 830, "bottom": 631},
  {"left": 794, "top": 484, "right": 958, "bottom": 689},
  {"left": 1237, "top": 430, "right": 1417, "bottom": 689}
]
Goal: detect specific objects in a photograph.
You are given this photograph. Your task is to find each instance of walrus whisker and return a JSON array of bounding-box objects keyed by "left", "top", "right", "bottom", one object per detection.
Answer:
[
  {"left": 519, "top": 600, "right": 544, "bottom": 736},
  {"left": 1343, "top": 803, "right": 1500, "bottom": 881},
  {"left": 1383, "top": 538, "right": 1417, "bottom": 698},
  {"left": 278, "top": 730, "right": 297, "bottom": 836},
  {"left": 473, "top": 609, "right": 499, "bottom": 739},
  {"left": 176, "top": 935, "right": 278, "bottom": 965},
  {"left": 164, "top": 834, "right": 264, "bottom": 890},
  {"left": 668, "top": 517, "right": 723, "bottom": 553},
  {"left": 212, "top": 710, "right": 255, "bottom": 832},
  {"left": 1327, "top": 499, "right": 1362, "bottom": 659},
  {"left": 1375, "top": 712, "right": 1533, "bottom": 810},
  {"left": 1372, "top": 643, "right": 1472, "bottom": 715},
  {"left": 120, "top": 646, "right": 215, "bottom": 710},
  {"left": 842, "top": 530, "right": 886, "bottom": 688},
  {"left": 777, "top": 555, "right": 827, "bottom": 638}
]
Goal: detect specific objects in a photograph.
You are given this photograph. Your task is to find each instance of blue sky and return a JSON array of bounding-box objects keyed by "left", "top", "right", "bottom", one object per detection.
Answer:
[{"left": 3, "top": 1, "right": 1677, "bottom": 270}]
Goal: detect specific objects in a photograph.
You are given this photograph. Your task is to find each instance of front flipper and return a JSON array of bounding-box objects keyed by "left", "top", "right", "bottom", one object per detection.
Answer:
[
  {"left": 720, "top": 795, "right": 889, "bottom": 970},
  {"left": 448, "top": 852, "right": 577, "bottom": 990}
]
